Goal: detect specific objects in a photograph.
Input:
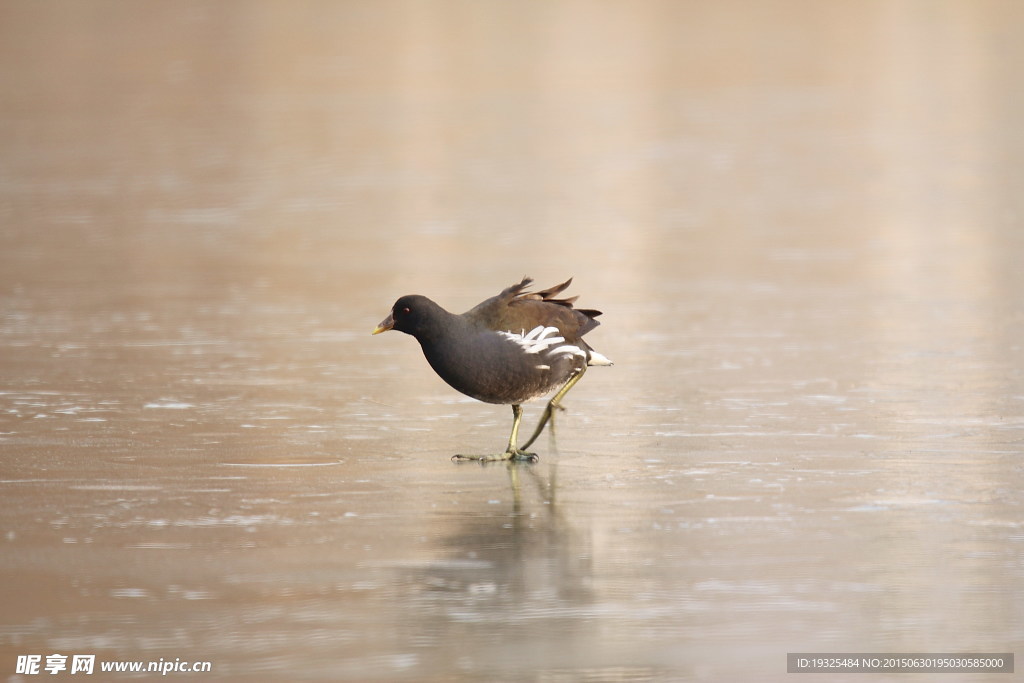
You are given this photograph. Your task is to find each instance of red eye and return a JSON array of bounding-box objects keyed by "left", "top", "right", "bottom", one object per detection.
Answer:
[{"left": 401, "top": 307, "right": 411, "bottom": 315}]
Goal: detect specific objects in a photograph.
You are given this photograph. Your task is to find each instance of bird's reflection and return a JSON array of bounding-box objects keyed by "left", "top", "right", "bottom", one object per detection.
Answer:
[{"left": 404, "top": 449, "right": 596, "bottom": 631}]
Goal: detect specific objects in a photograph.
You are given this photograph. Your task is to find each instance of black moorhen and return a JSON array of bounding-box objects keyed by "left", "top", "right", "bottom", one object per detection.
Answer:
[{"left": 372, "top": 277, "right": 611, "bottom": 461}]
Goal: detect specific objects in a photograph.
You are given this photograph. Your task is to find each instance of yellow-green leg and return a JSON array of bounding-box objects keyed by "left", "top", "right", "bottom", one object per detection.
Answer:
[
  {"left": 452, "top": 404, "right": 539, "bottom": 462},
  {"left": 519, "top": 365, "right": 587, "bottom": 451}
]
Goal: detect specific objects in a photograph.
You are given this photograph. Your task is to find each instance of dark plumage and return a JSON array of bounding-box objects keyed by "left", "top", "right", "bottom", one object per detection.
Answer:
[{"left": 372, "top": 277, "right": 611, "bottom": 461}]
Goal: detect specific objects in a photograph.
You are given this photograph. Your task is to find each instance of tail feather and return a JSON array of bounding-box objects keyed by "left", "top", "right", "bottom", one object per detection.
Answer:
[
  {"left": 503, "top": 276, "right": 605, "bottom": 338},
  {"left": 514, "top": 277, "right": 602, "bottom": 315}
]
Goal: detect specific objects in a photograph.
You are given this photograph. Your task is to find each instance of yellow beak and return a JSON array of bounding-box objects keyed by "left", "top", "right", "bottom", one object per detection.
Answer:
[{"left": 371, "top": 313, "right": 394, "bottom": 335}]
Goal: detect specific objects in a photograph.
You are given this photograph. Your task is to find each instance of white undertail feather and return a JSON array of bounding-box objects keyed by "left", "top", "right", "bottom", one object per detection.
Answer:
[{"left": 587, "top": 350, "right": 614, "bottom": 366}]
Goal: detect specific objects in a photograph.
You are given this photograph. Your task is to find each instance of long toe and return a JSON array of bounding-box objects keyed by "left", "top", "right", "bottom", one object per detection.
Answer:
[
  {"left": 451, "top": 449, "right": 538, "bottom": 463},
  {"left": 510, "top": 449, "right": 539, "bottom": 463}
]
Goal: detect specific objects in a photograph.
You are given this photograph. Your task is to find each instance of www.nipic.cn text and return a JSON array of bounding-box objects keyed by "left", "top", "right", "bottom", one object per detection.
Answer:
[{"left": 15, "top": 654, "right": 213, "bottom": 676}]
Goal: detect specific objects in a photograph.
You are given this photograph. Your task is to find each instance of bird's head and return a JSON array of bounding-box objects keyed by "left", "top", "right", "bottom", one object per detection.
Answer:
[{"left": 372, "top": 295, "right": 441, "bottom": 338}]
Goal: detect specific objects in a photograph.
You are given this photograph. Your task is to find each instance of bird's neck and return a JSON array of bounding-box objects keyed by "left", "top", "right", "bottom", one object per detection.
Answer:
[{"left": 412, "top": 306, "right": 462, "bottom": 345}]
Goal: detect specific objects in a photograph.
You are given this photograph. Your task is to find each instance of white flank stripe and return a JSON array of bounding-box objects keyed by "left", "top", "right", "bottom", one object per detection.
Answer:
[
  {"left": 500, "top": 325, "right": 567, "bottom": 354},
  {"left": 552, "top": 344, "right": 586, "bottom": 358},
  {"left": 499, "top": 325, "right": 600, "bottom": 366}
]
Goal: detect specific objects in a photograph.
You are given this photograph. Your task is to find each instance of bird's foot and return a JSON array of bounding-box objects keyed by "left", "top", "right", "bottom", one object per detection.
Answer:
[{"left": 452, "top": 448, "right": 538, "bottom": 464}]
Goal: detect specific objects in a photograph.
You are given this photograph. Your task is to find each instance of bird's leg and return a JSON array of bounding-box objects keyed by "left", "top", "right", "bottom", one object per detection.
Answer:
[
  {"left": 452, "top": 404, "right": 538, "bottom": 463},
  {"left": 503, "top": 404, "right": 531, "bottom": 458},
  {"left": 519, "top": 364, "right": 587, "bottom": 451}
]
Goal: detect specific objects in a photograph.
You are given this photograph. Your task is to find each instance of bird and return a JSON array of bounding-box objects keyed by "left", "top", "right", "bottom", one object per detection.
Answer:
[{"left": 372, "top": 277, "right": 612, "bottom": 461}]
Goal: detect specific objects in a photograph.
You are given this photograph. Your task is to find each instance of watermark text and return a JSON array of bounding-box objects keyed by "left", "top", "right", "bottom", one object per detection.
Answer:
[
  {"left": 15, "top": 654, "right": 212, "bottom": 676},
  {"left": 788, "top": 653, "right": 1013, "bottom": 673}
]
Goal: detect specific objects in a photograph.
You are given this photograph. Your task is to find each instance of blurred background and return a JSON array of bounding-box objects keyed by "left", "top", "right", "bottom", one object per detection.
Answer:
[{"left": 1, "top": 1, "right": 1022, "bottom": 681}]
